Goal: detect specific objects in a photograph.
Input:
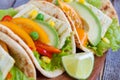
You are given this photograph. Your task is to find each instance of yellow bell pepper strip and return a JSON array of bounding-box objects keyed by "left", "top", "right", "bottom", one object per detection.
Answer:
[
  {"left": 58, "top": 0, "right": 88, "bottom": 46},
  {"left": 11, "top": 18, "right": 50, "bottom": 44},
  {"left": 0, "top": 21, "right": 36, "bottom": 51},
  {"left": 0, "top": 40, "right": 8, "bottom": 52},
  {"left": 76, "top": 28, "right": 88, "bottom": 46}
]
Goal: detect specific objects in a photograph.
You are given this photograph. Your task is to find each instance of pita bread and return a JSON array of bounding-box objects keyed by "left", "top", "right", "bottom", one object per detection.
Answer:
[{"left": 0, "top": 24, "right": 36, "bottom": 80}]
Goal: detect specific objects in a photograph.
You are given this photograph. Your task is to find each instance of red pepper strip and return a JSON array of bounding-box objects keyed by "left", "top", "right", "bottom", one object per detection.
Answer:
[
  {"left": 1, "top": 15, "right": 12, "bottom": 21},
  {"left": 36, "top": 46, "right": 52, "bottom": 58},
  {"left": 29, "top": 47, "right": 33, "bottom": 51},
  {"left": 35, "top": 41, "right": 61, "bottom": 53}
]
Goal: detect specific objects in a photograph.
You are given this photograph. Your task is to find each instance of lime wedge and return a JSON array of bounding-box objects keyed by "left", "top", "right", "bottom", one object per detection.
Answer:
[{"left": 62, "top": 52, "right": 94, "bottom": 79}]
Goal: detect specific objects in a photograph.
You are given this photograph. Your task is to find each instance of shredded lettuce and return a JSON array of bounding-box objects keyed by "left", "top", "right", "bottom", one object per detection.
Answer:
[
  {"left": 105, "top": 19, "right": 120, "bottom": 51},
  {"left": 93, "top": 40, "right": 110, "bottom": 56},
  {"left": 0, "top": 71, "right": 3, "bottom": 80},
  {"left": 33, "top": 51, "right": 41, "bottom": 65},
  {"left": 8, "top": 66, "right": 33, "bottom": 80},
  {"left": 34, "top": 37, "right": 72, "bottom": 71},
  {"left": 0, "top": 8, "right": 17, "bottom": 20},
  {"left": 89, "top": 19, "right": 120, "bottom": 56},
  {"left": 86, "top": 0, "right": 102, "bottom": 8}
]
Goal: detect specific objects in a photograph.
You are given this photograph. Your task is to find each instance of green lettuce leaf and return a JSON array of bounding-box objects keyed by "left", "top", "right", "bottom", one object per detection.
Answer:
[
  {"left": 34, "top": 37, "right": 72, "bottom": 71},
  {"left": 33, "top": 51, "right": 41, "bottom": 65},
  {"left": 0, "top": 70, "right": 3, "bottom": 80},
  {"left": 92, "top": 40, "right": 110, "bottom": 56},
  {"left": 105, "top": 19, "right": 120, "bottom": 51},
  {"left": 9, "top": 66, "right": 33, "bottom": 80},
  {"left": 89, "top": 19, "right": 120, "bottom": 56},
  {"left": 86, "top": 0, "right": 102, "bottom": 8},
  {"left": 0, "top": 8, "right": 17, "bottom": 20}
]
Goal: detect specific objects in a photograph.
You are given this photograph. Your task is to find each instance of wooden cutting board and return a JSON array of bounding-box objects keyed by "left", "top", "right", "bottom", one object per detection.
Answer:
[{"left": 37, "top": 53, "right": 107, "bottom": 80}]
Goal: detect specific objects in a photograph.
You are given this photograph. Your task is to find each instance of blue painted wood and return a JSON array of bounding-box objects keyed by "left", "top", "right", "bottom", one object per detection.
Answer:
[
  {"left": 113, "top": 0, "right": 120, "bottom": 22},
  {"left": 102, "top": 0, "right": 120, "bottom": 80},
  {"left": 0, "top": 0, "right": 15, "bottom": 9},
  {"left": 103, "top": 49, "right": 120, "bottom": 80},
  {"left": 13, "top": 0, "right": 29, "bottom": 8}
]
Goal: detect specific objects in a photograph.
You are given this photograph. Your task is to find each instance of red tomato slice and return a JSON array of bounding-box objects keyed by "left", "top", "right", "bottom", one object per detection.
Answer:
[
  {"left": 35, "top": 41, "right": 61, "bottom": 53},
  {"left": 1, "top": 15, "right": 12, "bottom": 21},
  {"left": 36, "top": 47, "right": 52, "bottom": 58}
]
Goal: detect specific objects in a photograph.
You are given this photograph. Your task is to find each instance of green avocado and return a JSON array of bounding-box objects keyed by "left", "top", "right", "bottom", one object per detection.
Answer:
[
  {"left": 68, "top": 2, "right": 101, "bottom": 46},
  {"left": 35, "top": 20, "right": 59, "bottom": 48}
]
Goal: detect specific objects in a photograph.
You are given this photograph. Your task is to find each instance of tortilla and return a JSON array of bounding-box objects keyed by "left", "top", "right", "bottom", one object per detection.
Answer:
[
  {"left": 18, "top": 0, "right": 118, "bottom": 79},
  {"left": 3, "top": 0, "right": 76, "bottom": 78},
  {"left": 57, "top": 0, "right": 119, "bottom": 53},
  {"left": 15, "top": 0, "right": 76, "bottom": 53},
  {"left": 0, "top": 24, "right": 36, "bottom": 80},
  {"left": 100, "top": 0, "right": 118, "bottom": 19},
  {"left": 0, "top": 45, "right": 15, "bottom": 79},
  {"left": 16, "top": 0, "right": 118, "bottom": 21}
]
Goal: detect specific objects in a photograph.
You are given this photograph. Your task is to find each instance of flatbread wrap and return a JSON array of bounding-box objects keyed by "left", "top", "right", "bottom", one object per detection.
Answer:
[
  {"left": 0, "top": 24, "right": 36, "bottom": 80},
  {"left": 0, "top": 0, "right": 76, "bottom": 78},
  {"left": 49, "top": 0, "right": 120, "bottom": 56}
]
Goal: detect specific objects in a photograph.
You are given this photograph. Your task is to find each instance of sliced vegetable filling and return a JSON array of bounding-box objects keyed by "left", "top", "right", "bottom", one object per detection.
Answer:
[
  {"left": 6, "top": 66, "right": 33, "bottom": 80},
  {"left": 34, "top": 37, "right": 72, "bottom": 71},
  {"left": 0, "top": 6, "right": 72, "bottom": 71}
]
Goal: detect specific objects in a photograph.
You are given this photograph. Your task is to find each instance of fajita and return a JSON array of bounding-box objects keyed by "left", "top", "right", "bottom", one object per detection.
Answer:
[
  {"left": 0, "top": 25, "right": 36, "bottom": 80},
  {"left": 0, "top": 0, "right": 76, "bottom": 78}
]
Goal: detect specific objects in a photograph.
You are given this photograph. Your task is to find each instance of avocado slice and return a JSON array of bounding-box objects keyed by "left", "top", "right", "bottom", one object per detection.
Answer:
[
  {"left": 68, "top": 2, "right": 101, "bottom": 46},
  {"left": 35, "top": 20, "right": 59, "bottom": 48}
]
